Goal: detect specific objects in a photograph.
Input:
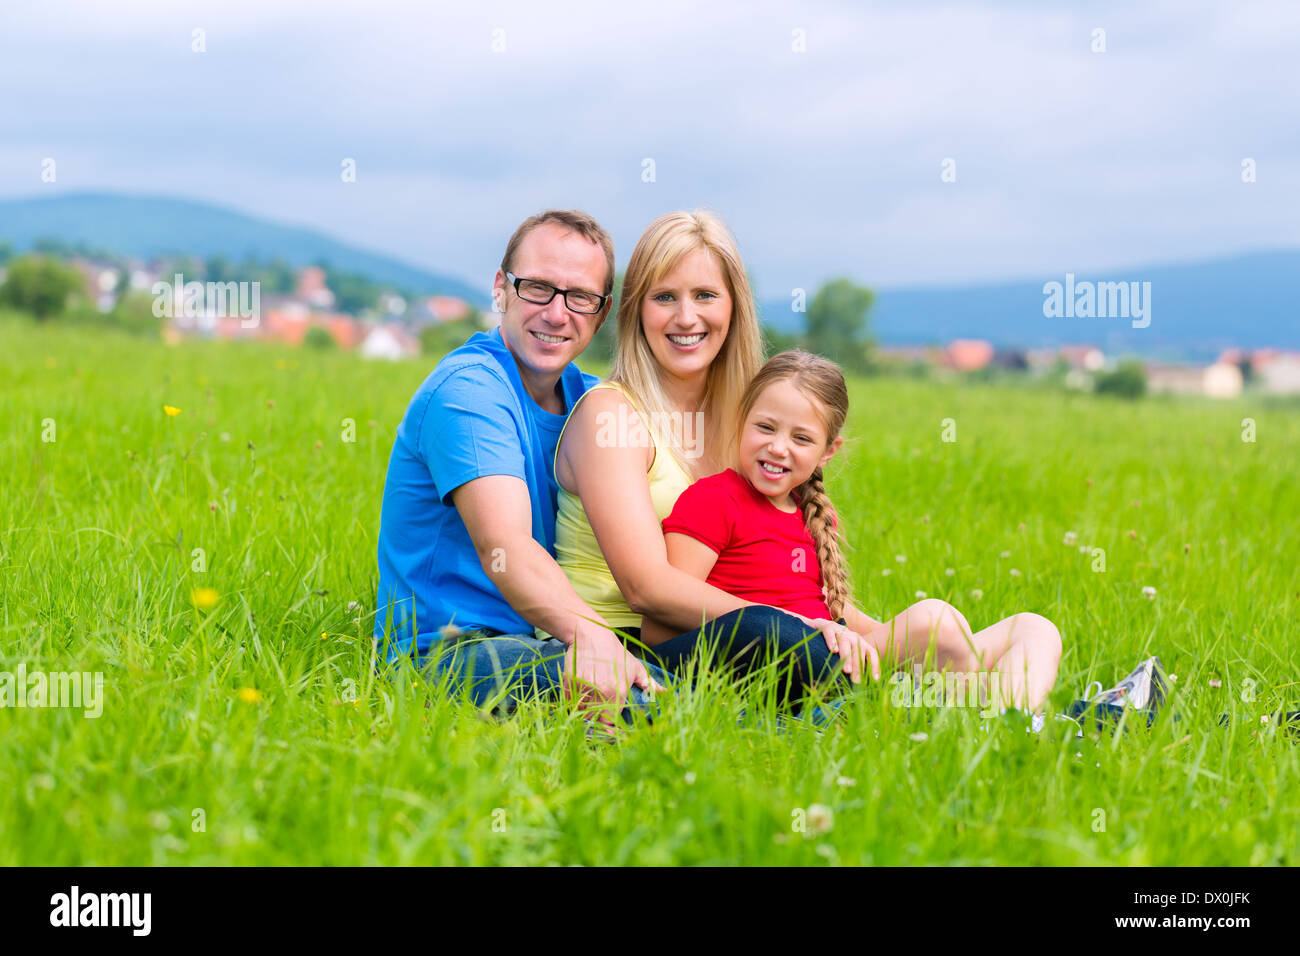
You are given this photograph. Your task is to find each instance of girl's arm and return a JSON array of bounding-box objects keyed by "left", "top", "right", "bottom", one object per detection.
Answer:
[
  {"left": 557, "top": 389, "right": 754, "bottom": 643},
  {"left": 842, "top": 603, "right": 882, "bottom": 636}
]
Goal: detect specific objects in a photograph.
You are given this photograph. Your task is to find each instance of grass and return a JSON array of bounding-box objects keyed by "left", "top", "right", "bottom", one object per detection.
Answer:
[{"left": 1, "top": 313, "right": 1296, "bottom": 865}]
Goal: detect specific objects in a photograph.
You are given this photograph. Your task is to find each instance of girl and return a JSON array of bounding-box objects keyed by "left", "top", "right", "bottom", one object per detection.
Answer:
[{"left": 645, "top": 350, "right": 1063, "bottom": 713}]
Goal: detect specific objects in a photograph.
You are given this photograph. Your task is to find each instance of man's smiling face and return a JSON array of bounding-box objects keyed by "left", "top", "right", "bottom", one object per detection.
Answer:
[{"left": 493, "top": 222, "right": 610, "bottom": 388}]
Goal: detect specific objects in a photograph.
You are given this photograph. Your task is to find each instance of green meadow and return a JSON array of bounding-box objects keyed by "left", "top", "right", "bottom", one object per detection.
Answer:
[{"left": 1, "top": 315, "right": 1296, "bottom": 866}]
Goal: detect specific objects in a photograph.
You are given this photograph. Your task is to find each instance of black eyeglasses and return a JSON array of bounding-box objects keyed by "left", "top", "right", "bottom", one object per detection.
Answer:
[{"left": 505, "top": 272, "right": 609, "bottom": 315}]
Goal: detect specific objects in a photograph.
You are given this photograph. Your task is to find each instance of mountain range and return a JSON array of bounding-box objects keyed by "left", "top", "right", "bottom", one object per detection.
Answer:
[
  {"left": 0, "top": 192, "right": 486, "bottom": 305},
  {"left": 762, "top": 249, "right": 1298, "bottom": 361},
  {"left": 1, "top": 192, "right": 1294, "bottom": 359}
]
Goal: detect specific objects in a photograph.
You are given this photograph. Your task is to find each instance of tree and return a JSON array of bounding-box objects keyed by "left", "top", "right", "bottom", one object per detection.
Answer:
[
  {"left": 1094, "top": 360, "right": 1147, "bottom": 399},
  {"left": 303, "top": 325, "right": 337, "bottom": 350},
  {"left": 761, "top": 324, "right": 803, "bottom": 358},
  {"left": 420, "top": 317, "right": 479, "bottom": 358},
  {"left": 0, "top": 256, "right": 85, "bottom": 320},
  {"left": 804, "top": 277, "right": 875, "bottom": 371},
  {"left": 584, "top": 270, "right": 623, "bottom": 365}
]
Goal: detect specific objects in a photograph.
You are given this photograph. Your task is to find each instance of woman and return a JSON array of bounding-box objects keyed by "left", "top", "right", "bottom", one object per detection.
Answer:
[{"left": 552, "top": 209, "right": 1062, "bottom": 712}]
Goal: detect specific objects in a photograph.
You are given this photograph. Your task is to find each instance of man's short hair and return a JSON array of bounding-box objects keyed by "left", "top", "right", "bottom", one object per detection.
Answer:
[{"left": 500, "top": 210, "right": 616, "bottom": 297}]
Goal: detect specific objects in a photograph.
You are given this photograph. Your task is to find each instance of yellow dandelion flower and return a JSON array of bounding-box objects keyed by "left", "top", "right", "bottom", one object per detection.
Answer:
[
  {"left": 163, "top": 405, "right": 181, "bottom": 417},
  {"left": 237, "top": 687, "right": 262, "bottom": 704},
  {"left": 320, "top": 632, "right": 328, "bottom": 641},
  {"left": 191, "top": 587, "right": 220, "bottom": 610}
]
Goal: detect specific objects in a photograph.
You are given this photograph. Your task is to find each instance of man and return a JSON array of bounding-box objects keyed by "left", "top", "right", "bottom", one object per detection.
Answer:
[{"left": 375, "top": 210, "right": 661, "bottom": 722}]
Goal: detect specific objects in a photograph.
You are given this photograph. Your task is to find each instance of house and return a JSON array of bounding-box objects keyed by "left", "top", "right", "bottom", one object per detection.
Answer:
[
  {"left": 1145, "top": 363, "right": 1206, "bottom": 396},
  {"left": 1146, "top": 362, "right": 1243, "bottom": 398},
  {"left": 1058, "top": 344, "right": 1106, "bottom": 372},
  {"left": 875, "top": 344, "right": 943, "bottom": 366},
  {"left": 1203, "top": 362, "right": 1244, "bottom": 398},
  {"left": 295, "top": 266, "right": 336, "bottom": 310},
  {"left": 360, "top": 323, "right": 421, "bottom": 360},
  {"left": 991, "top": 348, "right": 1029, "bottom": 370},
  {"left": 263, "top": 307, "right": 360, "bottom": 349},
  {"left": 943, "top": 339, "right": 994, "bottom": 372},
  {"left": 69, "top": 258, "right": 118, "bottom": 312},
  {"left": 405, "top": 295, "right": 476, "bottom": 326},
  {"left": 428, "top": 295, "right": 472, "bottom": 322},
  {"left": 1216, "top": 348, "right": 1300, "bottom": 395},
  {"left": 1256, "top": 352, "right": 1300, "bottom": 395}
]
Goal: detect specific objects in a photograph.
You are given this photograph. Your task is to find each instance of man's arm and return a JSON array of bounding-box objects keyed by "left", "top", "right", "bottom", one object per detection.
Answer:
[{"left": 451, "top": 474, "right": 658, "bottom": 705}]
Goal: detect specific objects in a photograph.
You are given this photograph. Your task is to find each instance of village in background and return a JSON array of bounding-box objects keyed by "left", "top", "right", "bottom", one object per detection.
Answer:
[{"left": 2, "top": 243, "right": 1298, "bottom": 401}]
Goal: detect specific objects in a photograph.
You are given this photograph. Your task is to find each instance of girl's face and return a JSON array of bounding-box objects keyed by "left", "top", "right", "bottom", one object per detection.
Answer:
[
  {"left": 738, "top": 378, "right": 843, "bottom": 509},
  {"left": 640, "top": 247, "right": 731, "bottom": 389}
]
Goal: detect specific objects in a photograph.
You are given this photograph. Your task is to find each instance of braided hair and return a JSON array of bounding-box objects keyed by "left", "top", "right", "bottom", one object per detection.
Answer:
[{"left": 736, "top": 350, "right": 852, "bottom": 619}]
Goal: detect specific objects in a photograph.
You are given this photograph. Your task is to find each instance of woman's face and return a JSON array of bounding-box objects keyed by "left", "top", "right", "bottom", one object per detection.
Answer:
[{"left": 639, "top": 247, "right": 731, "bottom": 389}]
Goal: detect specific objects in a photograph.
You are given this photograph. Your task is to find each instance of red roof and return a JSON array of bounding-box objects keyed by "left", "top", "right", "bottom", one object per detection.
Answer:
[{"left": 945, "top": 339, "right": 994, "bottom": 371}]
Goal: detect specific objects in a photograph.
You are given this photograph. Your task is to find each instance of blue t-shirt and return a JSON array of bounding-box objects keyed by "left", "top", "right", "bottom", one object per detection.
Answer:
[{"left": 374, "top": 327, "right": 597, "bottom": 660}]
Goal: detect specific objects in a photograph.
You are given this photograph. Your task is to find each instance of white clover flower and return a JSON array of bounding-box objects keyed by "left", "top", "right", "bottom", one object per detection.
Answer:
[
  {"left": 944, "top": 567, "right": 955, "bottom": 577},
  {"left": 1064, "top": 531, "right": 1077, "bottom": 546},
  {"left": 915, "top": 590, "right": 927, "bottom": 599},
  {"left": 1141, "top": 586, "right": 1157, "bottom": 600},
  {"left": 895, "top": 554, "right": 907, "bottom": 564},
  {"left": 999, "top": 550, "right": 1011, "bottom": 558},
  {"left": 881, "top": 568, "right": 892, "bottom": 576},
  {"left": 909, "top": 732, "right": 929, "bottom": 742},
  {"left": 969, "top": 589, "right": 984, "bottom": 601},
  {"left": 1010, "top": 568, "right": 1022, "bottom": 578},
  {"left": 807, "top": 804, "right": 834, "bottom": 834}
]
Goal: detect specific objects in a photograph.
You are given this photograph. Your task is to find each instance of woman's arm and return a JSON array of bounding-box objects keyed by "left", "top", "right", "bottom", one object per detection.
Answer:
[
  {"left": 641, "top": 532, "right": 722, "bottom": 646},
  {"left": 558, "top": 388, "right": 753, "bottom": 641}
]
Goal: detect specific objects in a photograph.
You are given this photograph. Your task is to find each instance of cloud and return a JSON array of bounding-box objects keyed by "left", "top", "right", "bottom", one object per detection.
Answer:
[{"left": 1, "top": 0, "right": 1296, "bottom": 293}]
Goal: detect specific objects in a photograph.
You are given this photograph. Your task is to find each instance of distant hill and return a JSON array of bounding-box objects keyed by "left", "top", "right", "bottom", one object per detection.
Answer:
[
  {"left": 763, "top": 249, "right": 1300, "bottom": 361},
  {"left": 0, "top": 192, "right": 487, "bottom": 305}
]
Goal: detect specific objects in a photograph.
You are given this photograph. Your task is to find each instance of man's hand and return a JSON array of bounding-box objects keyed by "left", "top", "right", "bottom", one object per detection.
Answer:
[{"left": 562, "top": 623, "right": 664, "bottom": 726}]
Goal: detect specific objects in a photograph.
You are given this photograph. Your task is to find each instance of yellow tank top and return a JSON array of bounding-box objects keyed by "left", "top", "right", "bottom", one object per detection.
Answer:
[{"left": 542, "top": 382, "right": 694, "bottom": 637}]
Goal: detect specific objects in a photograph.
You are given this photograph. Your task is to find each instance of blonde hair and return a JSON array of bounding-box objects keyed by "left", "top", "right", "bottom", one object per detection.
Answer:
[
  {"left": 736, "top": 350, "right": 853, "bottom": 619},
  {"left": 610, "top": 210, "right": 763, "bottom": 473}
]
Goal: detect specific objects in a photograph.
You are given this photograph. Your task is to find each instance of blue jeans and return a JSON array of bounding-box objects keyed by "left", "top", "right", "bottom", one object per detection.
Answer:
[
  {"left": 417, "top": 629, "right": 666, "bottom": 723},
  {"left": 639, "top": 606, "right": 847, "bottom": 712}
]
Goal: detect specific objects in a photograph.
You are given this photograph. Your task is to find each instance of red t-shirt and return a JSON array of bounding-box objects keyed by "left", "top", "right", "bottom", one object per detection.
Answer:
[{"left": 662, "top": 468, "right": 832, "bottom": 620}]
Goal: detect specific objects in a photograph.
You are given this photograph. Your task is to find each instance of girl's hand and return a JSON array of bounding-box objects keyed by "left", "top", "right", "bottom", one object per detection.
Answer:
[
  {"left": 834, "top": 628, "right": 881, "bottom": 685},
  {"left": 798, "top": 615, "right": 881, "bottom": 685}
]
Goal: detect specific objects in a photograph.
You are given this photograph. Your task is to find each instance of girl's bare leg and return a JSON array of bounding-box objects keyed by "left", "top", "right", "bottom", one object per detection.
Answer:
[{"left": 857, "top": 599, "right": 1062, "bottom": 712}]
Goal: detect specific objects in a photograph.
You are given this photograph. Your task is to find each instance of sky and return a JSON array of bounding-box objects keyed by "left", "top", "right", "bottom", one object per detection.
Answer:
[{"left": 1, "top": 0, "right": 1297, "bottom": 301}]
